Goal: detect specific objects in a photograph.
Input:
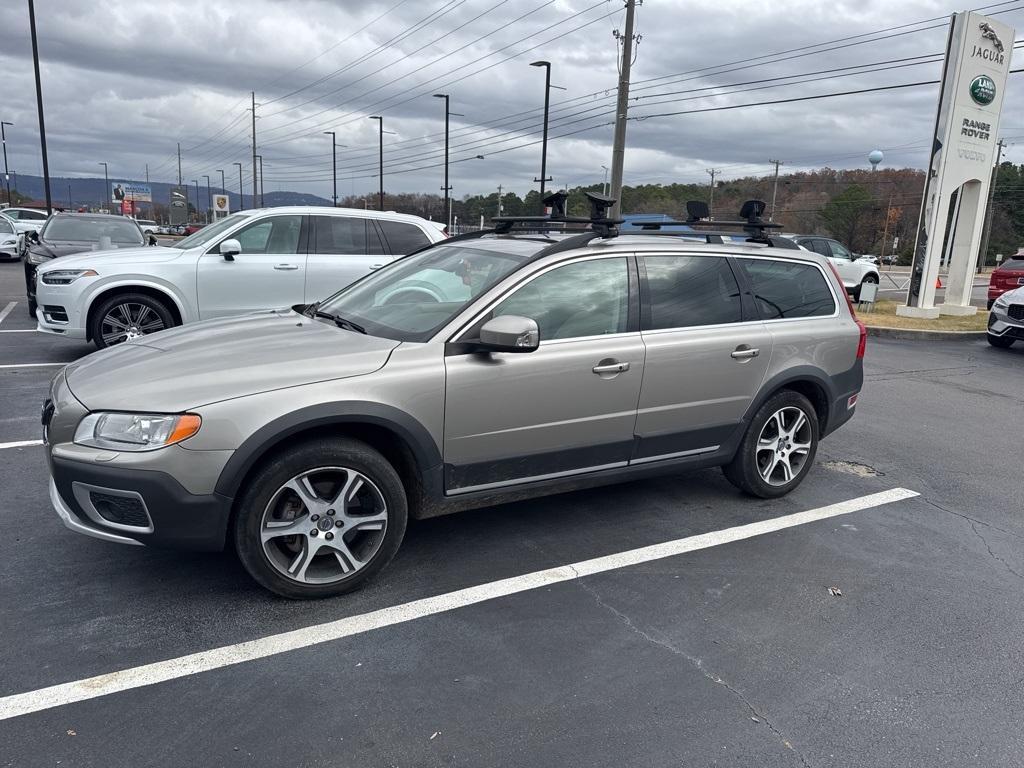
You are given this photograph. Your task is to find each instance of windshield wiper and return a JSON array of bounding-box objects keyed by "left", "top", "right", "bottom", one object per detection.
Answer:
[{"left": 312, "top": 310, "right": 366, "bottom": 334}]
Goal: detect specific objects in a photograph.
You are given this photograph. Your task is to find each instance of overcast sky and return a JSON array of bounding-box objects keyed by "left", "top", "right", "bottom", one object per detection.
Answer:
[{"left": 1, "top": 0, "right": 1023, "bottom": 202}]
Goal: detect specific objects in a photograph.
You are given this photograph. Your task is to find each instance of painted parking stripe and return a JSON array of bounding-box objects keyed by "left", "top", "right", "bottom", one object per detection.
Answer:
[
  {"left": 0, "top": 487, "right": 918, "bottom": 721},
  {"left": 0, "top": 301, "right": 16, "bottom": 326},
  {"left": 0, "top": 440, "right": 43, "bottom": 450},
  {"left": 0, "top": 363, "right": 63, "bottom": 369}
]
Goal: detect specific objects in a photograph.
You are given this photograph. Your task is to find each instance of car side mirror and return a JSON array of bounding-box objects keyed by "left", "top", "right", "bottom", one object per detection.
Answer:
[
  {"left": 148, "top": 235, "right": 158, "bottom": 246},
  {"left": 477, "top": 315, "right": 539, "bottom": 353},
  {"left": 219, "top": 238, "right": 241, "bottom": 261},
  {"left": 29, "top": 230, "right": 39, "bottom": 243}
]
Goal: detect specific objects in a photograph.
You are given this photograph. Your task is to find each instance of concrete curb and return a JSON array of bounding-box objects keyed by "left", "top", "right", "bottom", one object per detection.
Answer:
[{"left": 864, "top": 325, "right": 987, "bottom": 341}]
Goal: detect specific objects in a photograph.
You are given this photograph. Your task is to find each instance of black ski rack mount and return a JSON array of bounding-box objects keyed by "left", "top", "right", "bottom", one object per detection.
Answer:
[
  {"left": 492, "top": 191, "right": 623, "bottom": 238},
  {"left": 631, "top": 199, "right": 799, "bottom": 249}
]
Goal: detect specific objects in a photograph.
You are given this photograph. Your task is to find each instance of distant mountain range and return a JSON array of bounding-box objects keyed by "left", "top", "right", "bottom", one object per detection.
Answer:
[{"left": 5, "top": 173, "right": 332, "bottom": 211}]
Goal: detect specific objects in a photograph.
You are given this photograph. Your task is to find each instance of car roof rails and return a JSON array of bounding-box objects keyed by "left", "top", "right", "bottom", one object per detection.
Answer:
[
  {"left": 492, "top": 191, "right": 624, "bottom": 238},
  {"left": 630, "top": 199, "right": 800, "bottom": 250}
]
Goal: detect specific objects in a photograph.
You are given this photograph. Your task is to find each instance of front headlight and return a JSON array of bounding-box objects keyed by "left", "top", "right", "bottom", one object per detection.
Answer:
[
  {"left": 994, "top": 294, "right": 1011, "bottom": 310},
  {"left": 41, "top": 269, "right": 97, "bottom": 285},
  {"left": 74, "top": 412, "right": 201, "bottom": 451}
]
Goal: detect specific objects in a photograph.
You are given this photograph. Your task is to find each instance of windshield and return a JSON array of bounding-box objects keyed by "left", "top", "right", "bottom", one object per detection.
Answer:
[
  {"left": 42, "top": 216, "right": 144, "bottom": 244},
  {"left": 172, "top": 212, "right": 252, "bottom": 249},
  {"left": 315, "top": 239, "right": 543, "bottom": 342}
]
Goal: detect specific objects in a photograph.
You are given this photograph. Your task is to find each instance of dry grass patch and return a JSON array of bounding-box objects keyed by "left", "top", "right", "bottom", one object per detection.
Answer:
[{"left": 857, "top": 300, "right": 988, "bottom": 331}]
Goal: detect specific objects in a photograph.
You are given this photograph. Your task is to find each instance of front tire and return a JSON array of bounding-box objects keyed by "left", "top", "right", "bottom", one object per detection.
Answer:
[
  {"left": 234, "top": 438, "right": 408, "bottom": 599},
  {"left": 987, "top": 333, "right": 1015, "bottom": 348},
  {"left": 89, "top": 292, "right": 174, "bottom": 349},
  {"left": 723, "top": 390, "right": 819, "bottom": 499}
]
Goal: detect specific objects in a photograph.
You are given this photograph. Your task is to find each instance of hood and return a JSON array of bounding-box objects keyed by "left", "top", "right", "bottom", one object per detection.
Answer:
[
  {"left": 64, "top": 308, "right": 401, "bottom": 412},
  {"left": 36, "top": 245, "right": 179, "bottom": 271}
]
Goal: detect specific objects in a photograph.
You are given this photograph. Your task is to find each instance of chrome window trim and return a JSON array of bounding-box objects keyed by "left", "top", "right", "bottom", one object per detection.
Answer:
[
  {"left": 631, "top": 445, "right": 720, "bottom": 465},
  {"left": 447, "top": 461, "right": 628, "bottom": 496},
  {"left": 732, "top": 253, "right": 841, "bottom": 321}
]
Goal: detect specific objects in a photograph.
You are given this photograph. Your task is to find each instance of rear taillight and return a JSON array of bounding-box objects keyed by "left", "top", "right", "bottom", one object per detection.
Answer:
[
  {"left": 856, "top": 319, "right": 867, "bottom": 359},
  {"left": 827, "top": 261, "right": 866, "bottom": 358}
]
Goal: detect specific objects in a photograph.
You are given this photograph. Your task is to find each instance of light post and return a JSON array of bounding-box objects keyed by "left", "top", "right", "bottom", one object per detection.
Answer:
[
  {"left": 530, "top": 61, "right": 552, "bottom": 207},
  {"left": 191, "top": 179, "right": 199, "bottom": 222},
  {"left": 324, "top": 131, "right": 338, "bottom": 206},
  {"left": 66, "top": 183, "right": 71, "bottom": 211},
  {"left": 233, "top": 162, "right": 243, "bottom": 209},
  {"left": 1, "top": 121, "right": 11, "bottom": 205},
  {"left": 256, "top": 155, "right": 264, "bottom": 206},
  {"left": 368, "top": 116, "right": 384, "bottom": 210},
  {"left": 433, "top": 94, "right": 450, "bottom": 228},
  {"left": 217, "top": 168, "right": 226, "bottom": 211},
  {"left": 28, "top": 0, "right": 52, "bottom": 213},
  {"left": 203, "top": 174, "right": 211, "bottom": 223},
  {"left": 98, "top": 161, "right": 109, "bottom": 213}
]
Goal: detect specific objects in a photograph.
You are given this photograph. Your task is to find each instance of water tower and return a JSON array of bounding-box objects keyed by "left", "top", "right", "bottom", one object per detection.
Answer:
[{"left": 868, "top": 149, "right": 884, "bottom": 171}]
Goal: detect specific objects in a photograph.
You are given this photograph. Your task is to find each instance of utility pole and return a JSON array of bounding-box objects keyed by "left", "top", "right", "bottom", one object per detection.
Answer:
[
  {"left": 177, "top": 142, "right": 182, "bottom": 185},
  {"left": 978, "top": 138, "right": 1005, "bottom": 273},
  {"left": 324, "top": 130, "right": 338, "bottom": 206},
  {"left": 608, "top": 0, "right": 639, "bottom": 218},
  {"left": 233, "top": 162, "right": 243, "bottom": 209},
  {"left": 66, "top": 183, "right": 71, "bottom": 211},
  {"left": 706, "top": 168, "right": 718, "bottom": 218},
  {"left": 28, "top": 0, "right": 52, "bottom": 213},
  {"left": 191, "top": 179, "right": 199, "bottom": 222},
  {"left": 256, "top": 154, "right": 264, "bottom": 206},
  {"left": 768, "top": 159, "right": 784, "bottom": 221},
  {"left": 530, "top": 61, "right": 553, "bottom": 208},
  {"left": 433, "top": 94, "right": 450, "bottom": 228},
  {"left": 145, "top": 164, "right": 150, "bottom": 184},
  {"left": 1, "top": 121, "right": 11, "bottom": 205},
  {"left": 496, "top": 184, "right": 503, "bottom": 219},
  {"left": 369, "top": 116, "right": 384, "bottom": 210},
  {"left": 251, "top": 91, "right": 258, "bottom": 204}
]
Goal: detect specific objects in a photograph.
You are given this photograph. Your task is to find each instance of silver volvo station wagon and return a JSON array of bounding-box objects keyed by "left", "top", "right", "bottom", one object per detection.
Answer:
[{"left": 42, "top": 196, "right": 866, "bottom": 598}]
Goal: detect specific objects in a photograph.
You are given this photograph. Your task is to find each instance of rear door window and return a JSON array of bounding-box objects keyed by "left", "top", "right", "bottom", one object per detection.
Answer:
[
  {"left": 378, "top": 220, "right": 430, "bottom": 255},
  {"left": 642, "top": 255, "right": 742, "bottom": 329},
  {"left": 737, "top": 258, "right": 837, "bottom": 319},
  {"left": 312, "top": 215, "right": 369, "bottom": 253}
]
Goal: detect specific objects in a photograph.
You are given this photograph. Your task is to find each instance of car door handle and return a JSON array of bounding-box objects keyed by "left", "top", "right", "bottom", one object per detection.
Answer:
[
  {"left": 592, "top": 361, "right": 630, "bottom": 374},
  {"left": 273, "top": 263, "right": 299, "bottom": 271},
  {"left": 370, "top": 263, "right": 385, "bottom": 270},
  {"left": 731, "top": 346, "right": 760, "bottom": 360}
]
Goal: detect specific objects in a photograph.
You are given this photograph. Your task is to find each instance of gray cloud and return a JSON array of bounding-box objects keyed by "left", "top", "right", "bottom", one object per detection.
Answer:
[{"left": 1, "top": 0, "right": 1022, "bottom": 203}]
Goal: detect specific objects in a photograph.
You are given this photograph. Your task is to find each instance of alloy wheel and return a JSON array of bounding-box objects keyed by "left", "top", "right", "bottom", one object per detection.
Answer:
[
  {"left": 260, "top": 466, "right": 389, "bottom": 585},
  {"left": 755, "top": 406, "right": 813, "bottom": 486},
  {"left": 100, "top": 302, "right": 166, "bottom": 345}
]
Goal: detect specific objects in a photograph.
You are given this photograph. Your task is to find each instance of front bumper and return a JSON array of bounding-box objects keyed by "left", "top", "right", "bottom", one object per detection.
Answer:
[
  {"left": 48, "top": 454, "right": 234, "bottom": 551},
  {"left": 988, "top": 307, "right": 1024, "bottom": 340}
]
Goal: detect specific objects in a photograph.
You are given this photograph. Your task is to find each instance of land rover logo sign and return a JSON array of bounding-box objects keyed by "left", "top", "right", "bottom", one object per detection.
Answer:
[{"left": 969, "top": 74, "right": 997, "bottom": 105}]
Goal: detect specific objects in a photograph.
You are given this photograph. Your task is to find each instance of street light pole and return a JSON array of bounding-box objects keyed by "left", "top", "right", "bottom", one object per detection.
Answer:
[
  {"left": 324, "top": 131, "right": 337, "bottom": 206},
  {"left": 1, "top": 121, "right": 11, "bottom": 205},
  {"left": 191, "top": 179, "right": 199, "bottom": 222},
  {"left": 203, "top": 175, "right": 211, "bottom": 223},
  {"left": 433, "top": 94, "right": 450, "bottom": 228},
  {"left": 217, "top": 168, "right": 226, "bottom": 204},
  {"left": 369, "top": 116, "right": 384, "bottom": 210},
  {"left": 233, "top": 162, "right": 243, "bottom": 209},
  {"left": 256, "top": 155, "right": 264, "bottom": 207},
  {"left": 530, "top": 61, "right": 552, "bottom": 207},
  {"left": 98, "top": 161, "right": 109, "bottom": 213},
  {"left": 28, "top": 0, "right": 52, "bottom": 214}
]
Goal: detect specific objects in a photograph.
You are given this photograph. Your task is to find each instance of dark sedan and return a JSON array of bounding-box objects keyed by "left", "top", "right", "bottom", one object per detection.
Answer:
[{"left": 24, "top": 213, "right": 154, "bottom": 317}]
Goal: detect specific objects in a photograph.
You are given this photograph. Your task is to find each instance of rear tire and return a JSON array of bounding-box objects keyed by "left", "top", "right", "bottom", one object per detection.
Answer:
[
  {"left": 987, "top": 333, "right": 1015, "bottom": 349},
  {"left": 234, "top": 438, "right": 408, "bottom": 599},
  {"left": 89, "top": 292, "right": 175, "bottom": 350},
  {"left": 723, "top": 390, "right": 819, "bottom": 499}
]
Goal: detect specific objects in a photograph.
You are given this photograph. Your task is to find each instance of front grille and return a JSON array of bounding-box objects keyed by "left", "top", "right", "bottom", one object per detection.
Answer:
[
  {"left": 1008, "top": 304, "right": 1024, "bottom": 321},
  {"left": 42, "top": 305, "right": 68, "bottom": 323},
  {"left": 89, "top": 492, "right": 150, "bottom": 528}
]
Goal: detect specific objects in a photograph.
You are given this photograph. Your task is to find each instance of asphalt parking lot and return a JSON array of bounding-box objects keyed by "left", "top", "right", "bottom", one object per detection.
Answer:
[{"left": 0, "top": 260, "right": 1022, "bottom": 767}]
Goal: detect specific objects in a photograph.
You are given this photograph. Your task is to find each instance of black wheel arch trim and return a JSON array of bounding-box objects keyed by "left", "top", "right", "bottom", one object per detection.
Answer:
[
  {"left": 743, "top": 365, "right": 854, "bottom": 437},
  {"left": 214, "top": 402, "right": 442, "bottom": 498}
]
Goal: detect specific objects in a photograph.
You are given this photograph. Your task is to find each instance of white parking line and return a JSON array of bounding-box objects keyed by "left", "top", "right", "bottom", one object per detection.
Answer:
[
  {"left": 0, "top": 363, "right": 63, "bottom": 369},
  {"left": 0, "top": 440, "right": 43, "bottom": 450},
  {"left": 0, "top": 487, "right": 918, "bottom": 721},
  {"left": 0, "top": 301, "right": 16, "bottom": 326}
]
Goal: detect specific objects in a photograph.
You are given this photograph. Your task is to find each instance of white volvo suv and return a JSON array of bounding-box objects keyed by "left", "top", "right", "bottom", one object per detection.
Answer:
[{"left": 34, "top": 207, "right": 446, "bottom": 348}]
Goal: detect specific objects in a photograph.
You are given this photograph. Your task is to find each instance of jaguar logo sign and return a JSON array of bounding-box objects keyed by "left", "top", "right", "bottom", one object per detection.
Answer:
[{"left": 969, "top": 74, "right": 997, "bottom": 105}]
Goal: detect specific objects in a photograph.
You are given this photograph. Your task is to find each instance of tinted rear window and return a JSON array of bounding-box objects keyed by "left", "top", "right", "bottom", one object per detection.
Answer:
[
  {"left": 43, "top": 216, "right": 144, "bottom": 244},
  {"left": 379, "top": 220, "right": 430, "bottom": 255},
  {"left": 999, "top": 257, "right": 1024, "bottom": 270},
  {"left": 737, "top": 258, "right": 836, "bottom": 319},
  {"left": 643, "top": 255, "right": 742, "bottom": 329}
]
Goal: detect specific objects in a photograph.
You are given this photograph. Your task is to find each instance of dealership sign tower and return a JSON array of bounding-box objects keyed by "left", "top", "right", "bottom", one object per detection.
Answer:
[{"left": 900, "top": 11, "right": 1014, "bottom": 318}]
